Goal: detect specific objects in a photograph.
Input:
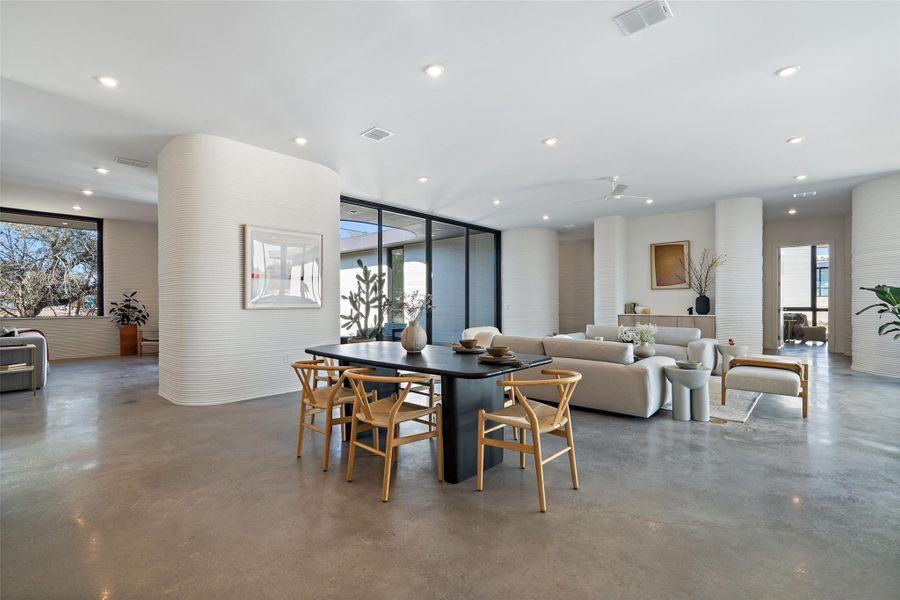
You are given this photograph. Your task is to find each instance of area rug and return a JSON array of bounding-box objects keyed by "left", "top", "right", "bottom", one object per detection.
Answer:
[{"left": 660, "top": 376, "right": 761, "bottom": 423}]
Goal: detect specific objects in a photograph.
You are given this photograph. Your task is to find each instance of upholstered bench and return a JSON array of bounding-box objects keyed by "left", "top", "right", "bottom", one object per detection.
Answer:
[{"left": 722, "top": 356, "right": 810, "bottom": 418}]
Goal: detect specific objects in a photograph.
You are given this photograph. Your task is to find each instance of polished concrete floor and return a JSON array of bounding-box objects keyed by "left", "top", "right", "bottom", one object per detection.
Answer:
[{"left": 2, "top": 345, "right": 899, "bottom": 599}]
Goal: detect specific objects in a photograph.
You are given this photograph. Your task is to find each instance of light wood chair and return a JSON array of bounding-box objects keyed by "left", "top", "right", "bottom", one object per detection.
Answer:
[
  {"left": 345, "top": 369, "right": 443, "bottom": 502},
  {"left": 138, "top": 329, "right": 159, "bottom": 356},
  {"left": 400, "top": 371, "right": 440, "bottom": 430},
  {"left": 477, "top": 370, "right": 583, "bottom": 512},
  {"left": 292, "top": 360, "right": 363, "bottom": 471}
]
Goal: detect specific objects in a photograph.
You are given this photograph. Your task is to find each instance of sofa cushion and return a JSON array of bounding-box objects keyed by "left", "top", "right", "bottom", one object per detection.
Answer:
[
  {"left": 652, "top": 343, "right": 688, "bottom": 361},
  {"left": 490, "top": 335, "right": 546, "bottom": 356},
  {"left": 726, "top": 366, "right": 801, "bottom": 396},
  {"left": 542, "top": 337, "right": 634, "bottom": 365},
  {"left": 653, "top": 326, "right": 701, "bottom": 346},
  {"left": 585, "top": 325, "right": 621, "bottom": 341}
]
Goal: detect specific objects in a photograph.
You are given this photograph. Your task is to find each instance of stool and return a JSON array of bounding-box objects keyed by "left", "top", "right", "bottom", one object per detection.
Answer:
[
  {"left": 723, "top": 357, "right": 809, "bottom": 418},
  {"left": 664, "top": 366, "right": 712, "bottom": 422}
]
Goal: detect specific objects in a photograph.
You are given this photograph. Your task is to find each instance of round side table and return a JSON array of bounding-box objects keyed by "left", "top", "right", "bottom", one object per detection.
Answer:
[
  {"left": 717, "top": 344, "right": 749, "bottom": 375},
  {"left": 664, "top": 366, "right": 712, "bottom": 422}
]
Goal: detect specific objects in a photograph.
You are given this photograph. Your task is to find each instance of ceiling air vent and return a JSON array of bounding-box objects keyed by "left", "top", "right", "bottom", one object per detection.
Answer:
[
  {"left": 614, "top": 0, "right": 673, "bottom": 36},
  {"left": 360, "top": 127, "right": 394, "bottom": 142},
  {"left": 113, "top": 156, "right": 150, "bottom": 168}
]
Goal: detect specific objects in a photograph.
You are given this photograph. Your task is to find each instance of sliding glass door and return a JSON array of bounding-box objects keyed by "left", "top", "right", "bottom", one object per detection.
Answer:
[{"left": 339, "top": 197, "right": 501, "bottom": 344}]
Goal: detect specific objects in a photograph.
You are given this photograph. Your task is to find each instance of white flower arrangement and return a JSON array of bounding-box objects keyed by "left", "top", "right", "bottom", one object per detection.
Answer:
[{"left": 618, "top": 322, "right": 657, "bottom": 345}]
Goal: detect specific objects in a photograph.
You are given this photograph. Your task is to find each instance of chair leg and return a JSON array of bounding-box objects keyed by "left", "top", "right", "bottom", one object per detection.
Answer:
[
  {"left": 346, "top": 411, "right": 359, "bottom": 482},
  {"left": 564, "top": 409, "right": 578, "bottom": 490},
  {"left": 533, "top": 434, "right": 547, "bottom": 513},
  {"left": 341, "top": 403, "right": 349, "bottom": 442},
  {"left": 382, "top": 425, "right": 395, "bottom": 502},
  {"left": 393, "top": 424, "right": 400, "bottom": 463},
  {"left": 721, "top": 376, "right": 727, "bottom": 406},
  {"left": 519, "top": 429, "right": 526, "bottom": 469},
  {"left": 296, "top": 401, "right": 308, "bottom": 458},
  {"left": 476, "top": 410, "right": 485, "bottom": 491},
  {"left": 322, "top": 406, "right": 333, "bottom": 472},
  {"left": 435, "top": 405, "right": 443, "bottom": 482}
]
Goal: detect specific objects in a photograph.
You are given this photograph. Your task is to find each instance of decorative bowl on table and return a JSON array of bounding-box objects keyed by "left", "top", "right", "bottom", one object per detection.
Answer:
[
  {"left": 451, "top": 343, "right": 485, "bottom": 354},
  {"left": 675, "top": 360, "right": 702, "bottom": 370},
  {"left": 458, "top": 338, "right": 478, "bottom": 349},
  {"left": 486, "top": 346, "right": 510, "bottom": 358}
]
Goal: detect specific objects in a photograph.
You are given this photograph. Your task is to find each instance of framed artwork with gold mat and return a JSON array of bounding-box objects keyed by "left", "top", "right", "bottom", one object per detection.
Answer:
[{"left": 650, "top": 240, "right": 690, "bottom": 289}]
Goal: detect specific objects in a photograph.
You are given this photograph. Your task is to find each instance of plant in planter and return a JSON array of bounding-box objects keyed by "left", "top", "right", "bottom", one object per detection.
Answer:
[
  {"left": 385, "top": 291, "right": 434, "bottom": 353},
  {"left": 855, "top": 285, "right": 900, "bottom": 341},
  {"left": 340, "top": 259, "right": 386, "bottom": 342},
  {"left": 683, "top": 249, "right": 726, "bottom": 315},
  {"left": 618, "top": 322, "right": 658, "bottom": 359},
  {"left": 109, "top": 291, "right": 150, "bottom": 356}
]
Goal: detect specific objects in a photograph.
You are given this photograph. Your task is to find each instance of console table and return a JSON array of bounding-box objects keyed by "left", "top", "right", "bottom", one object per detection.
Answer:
[{"left": 618, "top": 314, "right": 716, "bottom": 339}]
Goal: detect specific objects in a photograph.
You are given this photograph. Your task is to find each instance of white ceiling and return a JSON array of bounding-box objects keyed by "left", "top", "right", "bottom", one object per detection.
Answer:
[{"left": 1, "top": 1, "right": 898, "bottom": 228}]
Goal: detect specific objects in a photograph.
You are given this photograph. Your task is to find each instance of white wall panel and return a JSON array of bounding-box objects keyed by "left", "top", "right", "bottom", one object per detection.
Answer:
[
  {"left": 501, "top": 228, "right": 558, "bottom": 336},
  {"left": 715, "top": 197, "right": 763, "bottom": 353},
  {"left": 157, "top": 134, "right": 340, "bottom": 405},
  {"left": 593, "top": 215, "right": 626, "bottom": 326},
  {"left": 851, "top": 174, "right": 900, "bottom": 377}
]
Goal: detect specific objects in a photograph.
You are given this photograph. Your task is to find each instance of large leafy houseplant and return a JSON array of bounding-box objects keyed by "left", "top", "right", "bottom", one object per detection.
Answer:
[
  {"left": 109, "top": 291, "right": 150, "bottom": 356},
  {"left": 855, "top": 285, "right": 900, "bottom": 341},
  {"left": 340, "top": 259, "right": 386, "bottom": 341}
]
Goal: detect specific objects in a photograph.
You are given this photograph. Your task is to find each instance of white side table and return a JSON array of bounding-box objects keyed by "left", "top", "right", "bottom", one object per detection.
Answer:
[
  {"left": 717, "top": 344, "right": 749, "bottom": 375},
  {"left": 0, "top": 344, "right": 37, "bottom": 396},
  {"left": 664, "top": 366, "right": 712, "bottom": 422}
]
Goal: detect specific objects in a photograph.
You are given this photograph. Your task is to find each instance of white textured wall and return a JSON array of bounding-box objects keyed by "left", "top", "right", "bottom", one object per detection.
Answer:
[
  {"left": 593, "top": 215, "right": 626, "bottom": 326},
  {"left": 625, "top": 207, "right": 716, "bottom": 315},
  {"left": 851, "top": 174, "right": 900, "bottom": 377},
  {"left": 559, "top": 238, "right": 593, "bottom": 334},
  {"left": 762, "top": 214, "right": 851, "bottom": 354},
  {"left": 715, "top": 197, "right": 763, "bottom": 353},
  {"left": 157, "top": 134, "right": 340, "bottom": 405},
  {"left": 5, "top": 218, "right": 158, "bottom": 359},
  {"left": 501, "top": 228, "right": 558, "bottom": 336}
]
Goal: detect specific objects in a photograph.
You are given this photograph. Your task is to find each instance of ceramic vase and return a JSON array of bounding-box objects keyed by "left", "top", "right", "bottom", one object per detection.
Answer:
[
  {"left": 634, "top": 343, "right": 656, "bottom": 359},
  {"left": 400, "top": 320, "right": 427, "bottom": 353},
  {"left": 695, "top": 295, "right": 711, "bottom": 315}
]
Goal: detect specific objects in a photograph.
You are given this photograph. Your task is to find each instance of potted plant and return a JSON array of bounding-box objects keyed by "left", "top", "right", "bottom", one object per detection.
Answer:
[
  {"left": 340, "top": 259, "right": 386, "bottom": 342},
  {"left": 618, "top": 322, "right": 658, "bottom": 359},
  {"left": 855, "top": 285, "right": 900, "bottom": 341},
  {"left": 109, "top": 291, "right": 150, "bottom": 356},
  {"left": 386, "top": 291, "right": 434, "bottom": 353},
  {"left": 683, "top": 249, "right": 726, "bottom": 315}
]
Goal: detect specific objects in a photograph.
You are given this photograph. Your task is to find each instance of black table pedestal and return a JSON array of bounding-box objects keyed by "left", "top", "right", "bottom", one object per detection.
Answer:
[{"left": 440, "top": 375, "right": 505, "bottom": 483}]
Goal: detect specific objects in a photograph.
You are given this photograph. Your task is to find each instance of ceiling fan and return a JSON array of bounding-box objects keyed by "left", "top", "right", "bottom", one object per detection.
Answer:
[{"left": 578, "top": 176, "right": 654, "bottom": 204}]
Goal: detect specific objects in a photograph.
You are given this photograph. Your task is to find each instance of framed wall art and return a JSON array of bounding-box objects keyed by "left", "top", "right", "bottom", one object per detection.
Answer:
[
  {"left": 244, "top": 225, "right": 322, "bottom": 309},
  {"left": 650, "top": 240, "right": 690, "bottom": 290}
]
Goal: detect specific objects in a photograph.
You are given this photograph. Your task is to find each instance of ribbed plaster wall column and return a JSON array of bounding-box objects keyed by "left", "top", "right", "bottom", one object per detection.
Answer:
[
  {"left": 593, "top": 215, "right": 626, "bottom": 326},
  {"left": 501, "top": 228, "right": 559, "bottom": 336},
  {"left": 852, "top": 174, "right": 900, "bottom": 377},
  {"left": 715, "top": 197, "right": 763, "bottom": 353},
  {"left": 157, "top": 134, "right": 340, "bottom": 405}
]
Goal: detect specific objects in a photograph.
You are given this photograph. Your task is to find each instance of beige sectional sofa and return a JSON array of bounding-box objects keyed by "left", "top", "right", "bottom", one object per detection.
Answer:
[
  {"left": 489, "top": 334, "right": 674, "bottom": 418},
  {"left": 582, "top": 325, "right": 719, "bottom": 372}
]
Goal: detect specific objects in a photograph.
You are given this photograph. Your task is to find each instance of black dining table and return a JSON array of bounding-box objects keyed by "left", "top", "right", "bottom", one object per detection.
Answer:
[{"left": 306, "top": 341, "right": 553, "bottom": 483}]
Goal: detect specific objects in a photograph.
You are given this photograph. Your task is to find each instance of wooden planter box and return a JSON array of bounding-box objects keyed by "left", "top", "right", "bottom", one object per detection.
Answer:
[{"left": 119, "top": 324, "right": 138, "bottom": 356}]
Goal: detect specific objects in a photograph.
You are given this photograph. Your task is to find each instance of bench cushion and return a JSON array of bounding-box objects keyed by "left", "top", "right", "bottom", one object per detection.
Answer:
[{"left": 726, "top": 365, "right": 801, "bottom": 397}]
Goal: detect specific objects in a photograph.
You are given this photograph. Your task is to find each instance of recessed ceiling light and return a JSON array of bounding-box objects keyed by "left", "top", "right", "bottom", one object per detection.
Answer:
[
  {"left": 96, "top": 76, "right": 119, "bottom": 88},
  {"left": 542, "top": 215, "right": 550, "bottom": 220},
  {"left": 348, "top": 209, "right": 359, "bottom": 214},
  {"left": 794, "top": 174, "right": 808, "bottom": 181},
  {"left": 72, "top": 204, "right": 82, "bottom": 211},
  {"left": 788, "top": 208, "right": 798, "bottom": 215},
  {"left": 645, "top": 198, "right": 654, "bottom": 204},
  {"left": 81, "top": 189, "right": 94, "bottom": 196},
  {"left": 417, "top": 177, "right": 428, "bottom": 183},
  {"left": 542, "top": 138, "right": 559, "bottom": 146},
  {"left": 786, "top": 136, "right": 806, "bottom": 144},
  {"left": 424, "top": 64, "right": 445, "bottom": 78},
  {"left": 775, "top": 65, "right": 800, "bottom": 78},
  {"left": 492, "top": 198, "right": 501, "bottom": 205},
  {"left": 62, "top": 222, "right": 69, "bottom": 226},
  {"left": 292, "top": 137, "right": 308, "bottom": 146},
  {"left": 613, "top": 195, "right": 623, "bottom": 199},
  {"left": 94, "top": 167, "right": 110, "bottom": 175},
  {"left": 793, "top": 191, "right": 817, "bottom": 198}
]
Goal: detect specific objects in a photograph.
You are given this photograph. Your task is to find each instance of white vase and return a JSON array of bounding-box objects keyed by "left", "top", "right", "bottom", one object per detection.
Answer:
[
  {"left": 634, "top": 343, "right": 656, "bottom": 359},
  {"left": 400, "top": 320, "right": 427, "bottom": 353}
]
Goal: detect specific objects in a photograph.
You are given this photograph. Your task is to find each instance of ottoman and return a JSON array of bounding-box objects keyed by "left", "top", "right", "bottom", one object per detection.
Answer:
[{"left": 723, "top": 356, "right": 809, "bottom": 418}]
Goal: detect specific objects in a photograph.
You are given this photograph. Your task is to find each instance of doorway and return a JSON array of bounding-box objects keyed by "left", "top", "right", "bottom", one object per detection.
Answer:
[{"left": 779, "top": 244, "right": 830, "bottom": 345}]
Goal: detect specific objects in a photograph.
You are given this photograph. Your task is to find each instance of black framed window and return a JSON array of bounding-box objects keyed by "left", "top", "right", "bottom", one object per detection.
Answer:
[
  {"left": 0, "top": 208, "right": 104, "bottom": 317},
  {"left": 781, "top": 243, "right": 829, "bottom": 330},
  {"left": 339, "top": 197, "right": 501, "bottom": 343}
]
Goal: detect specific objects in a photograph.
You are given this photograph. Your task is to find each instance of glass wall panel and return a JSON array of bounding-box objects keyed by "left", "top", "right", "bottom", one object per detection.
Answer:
[
  {"left": 468, "top": 230, "right": 496, "bottom": 328},
  {"left": 431, "top": 222, "right": 467, "bottom": 344},
  {"left": 382, "top": 211, "right": 427, "bottom": 340},
  {"left": 339, "top": 204, "right": 381, "bottom": 336}
]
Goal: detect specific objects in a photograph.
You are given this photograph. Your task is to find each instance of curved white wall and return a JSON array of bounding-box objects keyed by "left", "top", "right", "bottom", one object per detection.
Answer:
[
  {"left": 715, "top": 197, "right": 763, "bottom": 353},
  {"left": 501, "top": 228, "right": 559, "bottom": 336},
  {"left": 851, "top": 174, "right": 900, "bottom": 377},
  {"left": 158, "top": 134, "right": 340, "bottom": 405}
]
